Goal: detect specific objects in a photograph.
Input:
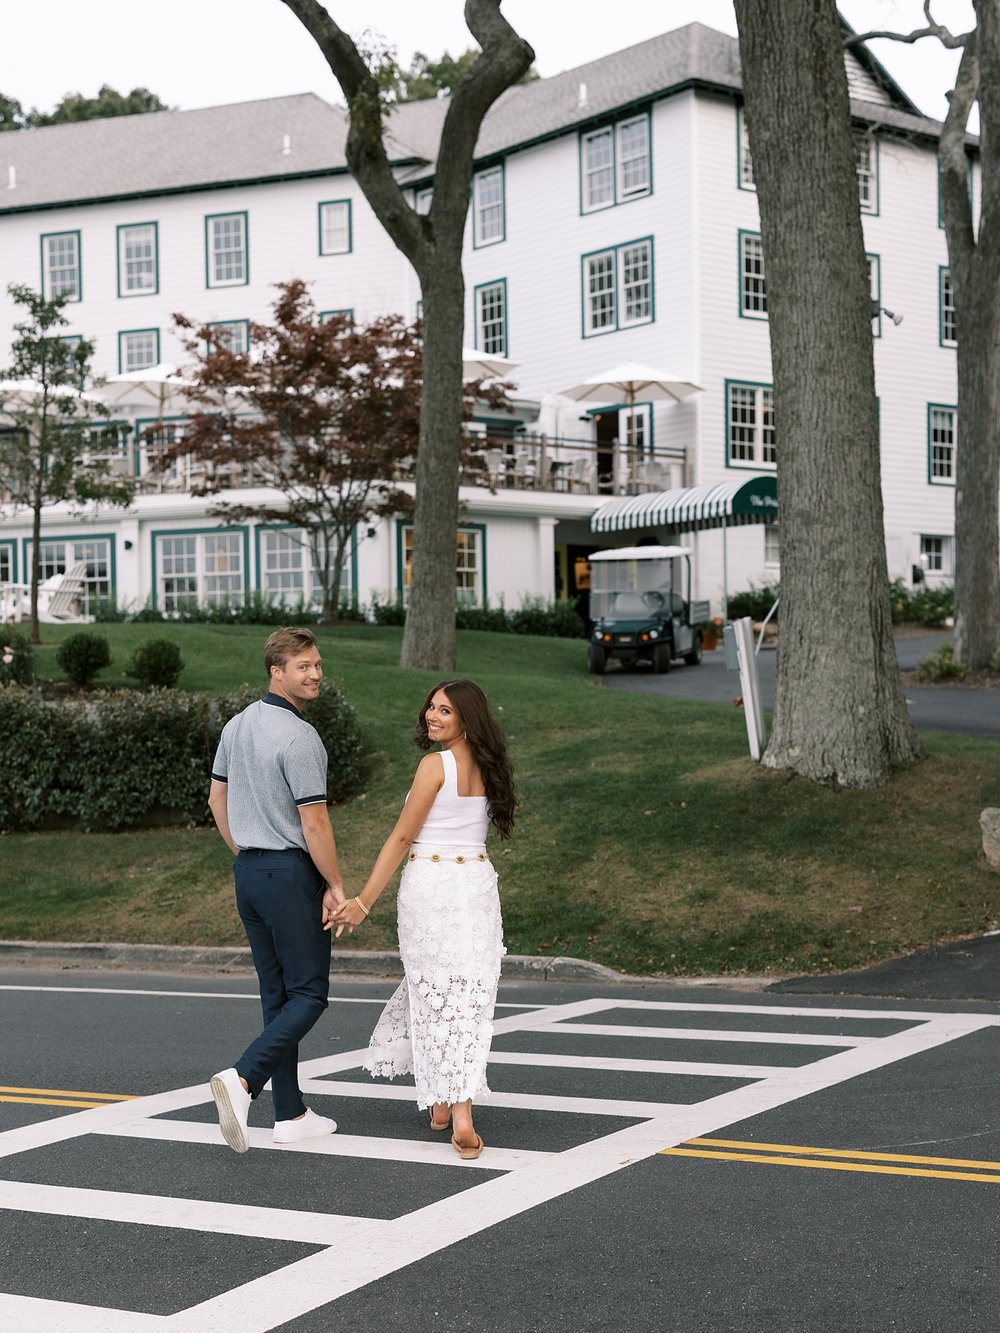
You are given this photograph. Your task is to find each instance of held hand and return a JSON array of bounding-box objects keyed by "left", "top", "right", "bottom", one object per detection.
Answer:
[
  {"left": 321, "top": 885, "right": 346, "bottom": 930},
  {"left": 329, "top": 898, "right": 370, "bottom": 938}
]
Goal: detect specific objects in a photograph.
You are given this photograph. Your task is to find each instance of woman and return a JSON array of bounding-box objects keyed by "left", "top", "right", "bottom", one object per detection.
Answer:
[{"left": 331, "top": 679, "right": 515, "bottom": 1159}]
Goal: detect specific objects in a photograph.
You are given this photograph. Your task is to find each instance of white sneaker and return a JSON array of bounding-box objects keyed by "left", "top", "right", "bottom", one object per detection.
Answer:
[
  {"left": 210, "top": 1068, "right": 252, "bottom": 1153},
  {"left": 273, "top": 1107, "right": 338, "bottom": 1145}
]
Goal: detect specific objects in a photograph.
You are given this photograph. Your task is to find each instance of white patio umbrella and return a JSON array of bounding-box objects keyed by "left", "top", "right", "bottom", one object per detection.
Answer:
[
  {"left": 461, "top": 347, "right": 520, "bottom": 379},
  {"left": 0, "top": 378, "right": 104, "bottom": 418},
  {"left": 99, "top": 361, "right": 196, "bottom": 420},
  {"left": 559, "top": 360, "right": 702, "bottom": 482}
]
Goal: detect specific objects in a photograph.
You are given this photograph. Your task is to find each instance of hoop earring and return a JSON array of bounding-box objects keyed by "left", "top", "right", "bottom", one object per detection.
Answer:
[{"left": 462, "top": 731, "right": 468, "bottom": 741}]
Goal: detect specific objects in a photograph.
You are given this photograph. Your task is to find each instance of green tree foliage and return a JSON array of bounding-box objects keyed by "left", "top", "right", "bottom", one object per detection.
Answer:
[
  {"left": 0, "top": 285, "right": 135, "bottom": 644},
  {"left": 0, "top": 85, "right": 170, "bottom": 131},
  {"left": 393, "top": 48, "right": 537, "bottom": 101}
]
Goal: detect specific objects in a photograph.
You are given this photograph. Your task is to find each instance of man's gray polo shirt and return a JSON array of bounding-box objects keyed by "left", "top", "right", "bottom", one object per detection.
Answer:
[{"left": 212, "top": 692, "right": 328, "bottom": 851}]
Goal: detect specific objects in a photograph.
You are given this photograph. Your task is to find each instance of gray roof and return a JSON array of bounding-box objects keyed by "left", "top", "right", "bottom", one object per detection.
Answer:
[{"left": 0, "top": 22, "right": 948, "bottom": 215}]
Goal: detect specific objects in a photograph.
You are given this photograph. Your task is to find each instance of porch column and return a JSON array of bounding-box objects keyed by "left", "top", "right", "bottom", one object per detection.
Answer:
[{"left": 537, "top": 516, "right": 558, "bottom": 599}]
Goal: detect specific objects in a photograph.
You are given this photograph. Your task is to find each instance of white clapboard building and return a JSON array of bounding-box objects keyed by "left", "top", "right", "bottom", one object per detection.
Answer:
[{"left": 0, "top": 22, "right": 960, "bottom": 618}]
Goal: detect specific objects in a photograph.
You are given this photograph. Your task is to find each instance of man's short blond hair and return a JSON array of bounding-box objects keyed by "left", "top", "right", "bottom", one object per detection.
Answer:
[{"left": 264, "top": 627, "right": 318, "bottom": 678}]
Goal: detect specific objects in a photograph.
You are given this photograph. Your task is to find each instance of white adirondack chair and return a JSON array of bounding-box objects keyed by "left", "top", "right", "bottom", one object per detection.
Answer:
[{"left": 1, "top": 561, "right": 94, "bottom": 624}]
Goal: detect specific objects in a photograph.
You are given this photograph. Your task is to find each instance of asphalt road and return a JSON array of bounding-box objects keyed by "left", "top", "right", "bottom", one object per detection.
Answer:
[
  {"left": 3, "top": 965, "right": 1000, "bottom": 1332},
  {"left": 600, "top": 631, "right": 1000, "bottom": 740}
]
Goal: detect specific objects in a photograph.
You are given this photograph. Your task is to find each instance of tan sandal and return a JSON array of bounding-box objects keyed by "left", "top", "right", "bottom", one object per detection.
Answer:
[
  {"left": 429, "top": 1107, "right": 451, "bottom": 1132},
  {"left": 451, "top": 1132, "right": 484, "bottom": 1160}
]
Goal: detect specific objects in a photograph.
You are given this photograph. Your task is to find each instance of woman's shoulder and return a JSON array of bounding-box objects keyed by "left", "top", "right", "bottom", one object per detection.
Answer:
[{"left": 413, "top": 750, "right": 446, "bottom": 786}]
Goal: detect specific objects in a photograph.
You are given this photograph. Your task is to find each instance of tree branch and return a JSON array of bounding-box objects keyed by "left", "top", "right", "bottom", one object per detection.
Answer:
[
  {"left": 938, "top": 33, "right": 978, "bottom": 266},
  {"left": 280, "top": 0, "right": 425, "bottom": 264},
  {"left": 845, "top": 1, "right": 970, "bottom": 51}
]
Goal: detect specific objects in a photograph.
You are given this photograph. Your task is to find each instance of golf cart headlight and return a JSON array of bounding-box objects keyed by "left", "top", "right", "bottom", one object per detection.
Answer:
[
  {"left": 592, "top": 629, "right": 603, "bottom": 642},
  {"left": 649, "top": 628, "right": 659, "bottom": 639}
]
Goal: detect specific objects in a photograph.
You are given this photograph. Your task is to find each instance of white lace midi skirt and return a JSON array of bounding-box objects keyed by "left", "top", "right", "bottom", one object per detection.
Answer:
[{"left": 363, "top": 844, "right": 505, "bottom": 1108}]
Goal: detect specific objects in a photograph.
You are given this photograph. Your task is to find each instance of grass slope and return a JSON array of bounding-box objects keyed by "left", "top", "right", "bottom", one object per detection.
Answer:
[{"left": 2, "top": 622, "right": 998, "bottom": 977}]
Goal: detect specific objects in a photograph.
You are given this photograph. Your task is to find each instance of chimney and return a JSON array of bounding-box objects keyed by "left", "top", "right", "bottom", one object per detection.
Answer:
[
  {"left": 7, "top": 165, "right": 15, "bottom": 190},
  {"left": 577, "top": 82, "right": 587, "bottom": 110},
  {"left": 281, "top": 134, "right": 291, "bottom": 155}
]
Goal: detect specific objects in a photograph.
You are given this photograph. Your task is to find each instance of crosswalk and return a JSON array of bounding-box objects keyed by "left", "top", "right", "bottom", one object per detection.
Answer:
[{"left": 2, "top": 992, "right": 998, "bottom": 1331}]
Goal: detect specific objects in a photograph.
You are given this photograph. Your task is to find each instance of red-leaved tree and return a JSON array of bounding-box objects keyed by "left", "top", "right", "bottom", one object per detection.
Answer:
[{"left": 163, "top": 280, "right": 421, "bottom": 622}]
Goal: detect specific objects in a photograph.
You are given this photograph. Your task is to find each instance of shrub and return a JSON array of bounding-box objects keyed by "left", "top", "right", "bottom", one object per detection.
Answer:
[
  {"left": 370, "top": 594, "right": 406, "bottom": 626},
  {"left": 0, "top": 627, "right": 34, "bottom": 686},
  {"left": 302, "top": 680, "right": 365, "bottom": 802},
  {"left": 126, "top": 638, "right": 185, "bottom": 689},
  {"left": 55, "top": 631, "right": 111, "bottom": 688},
  {"left": 916, "top": 643, "right": 965, "bottom": 683},
  {"left": 456, "top": 602, "right": 511, "bottom": 633},
  {"left": 0, "top": 678, "right": 365, "bottom": 831},
  {"left": 910, "top": 584, "right": 954, "bottom": 628},
  {"left": 509, "top": 597, "right": 585, "bottom": 638},
  {"left": 727, "top": 582, "right": 780, "bottom": 622}
]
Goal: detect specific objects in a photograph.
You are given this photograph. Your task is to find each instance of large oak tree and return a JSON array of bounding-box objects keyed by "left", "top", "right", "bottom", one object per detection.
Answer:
[
  {"left": 280, "top": 0, "right": 534, "bottom": 669},
  {"left": 733, "top": 0, "right": 924, "bottom": 786},
  {"left": 848, "top": 4, "right": 1000, "bottom": 668}
]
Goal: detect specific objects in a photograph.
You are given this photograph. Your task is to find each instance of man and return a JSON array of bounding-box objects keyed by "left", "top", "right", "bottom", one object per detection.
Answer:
[{"left": 207, "top": 626, "right": 346, "bottom": 1153}]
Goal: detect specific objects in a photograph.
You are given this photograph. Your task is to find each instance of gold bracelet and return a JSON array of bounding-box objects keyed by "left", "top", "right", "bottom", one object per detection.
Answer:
[{"left": 354, "top": 897, "right": 371, "bottom": 918}]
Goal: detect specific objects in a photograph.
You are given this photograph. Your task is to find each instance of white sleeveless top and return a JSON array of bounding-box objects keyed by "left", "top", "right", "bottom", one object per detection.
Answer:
[{"left": 414, "top": 748, "right": 490, "bottom": 845}]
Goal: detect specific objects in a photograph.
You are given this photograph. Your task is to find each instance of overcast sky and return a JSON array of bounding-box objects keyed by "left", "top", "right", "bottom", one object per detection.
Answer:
[{"left": 3, "top": 1, "right": 975, "bottom": 123}]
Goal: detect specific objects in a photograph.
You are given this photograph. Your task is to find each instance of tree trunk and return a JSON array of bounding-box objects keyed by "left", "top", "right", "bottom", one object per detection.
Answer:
[
  {"left": 942, "top": 6, "right": 1000, "bottom": 668},
  {"left": 280, "top": 0, "right": 534, "bottom": 672},
  {"left": 29, "top": 483, "right": 42, "bottom": 646},
  {"left": 402, "top": 263, "right": 465, "bottom": 668},
  {"left": 734, "top": 0, "right": 924, "bottom": 786}
]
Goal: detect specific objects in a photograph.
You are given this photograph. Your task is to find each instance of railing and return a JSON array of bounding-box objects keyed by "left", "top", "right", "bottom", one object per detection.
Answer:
[
  {"left": 109, "top": 429, "right": 687, "bottom": 500},
  {"left": 461, "top": 434, "right": 687, "bottom": 497}
]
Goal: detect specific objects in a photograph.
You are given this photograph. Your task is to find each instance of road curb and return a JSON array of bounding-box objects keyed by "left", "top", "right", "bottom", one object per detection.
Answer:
[{"left": 0, "top": 939, "right": 624, "bottom": 984}]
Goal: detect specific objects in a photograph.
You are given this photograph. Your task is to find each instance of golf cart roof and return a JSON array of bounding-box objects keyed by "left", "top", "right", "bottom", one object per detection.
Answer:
[{"left": 589, "top": 545, "right": 691, "bottom": 561}]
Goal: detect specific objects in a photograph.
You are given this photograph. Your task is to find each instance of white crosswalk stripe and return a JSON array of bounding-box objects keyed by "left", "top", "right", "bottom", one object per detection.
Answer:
[{"left": 2, "top": 989, "right": 998, "bottom": 1332}]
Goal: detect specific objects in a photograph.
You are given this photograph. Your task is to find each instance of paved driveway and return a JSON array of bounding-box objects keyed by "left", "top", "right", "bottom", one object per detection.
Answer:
[{"left": 601, "top": 631, "right": 1000, "bottom": 739}]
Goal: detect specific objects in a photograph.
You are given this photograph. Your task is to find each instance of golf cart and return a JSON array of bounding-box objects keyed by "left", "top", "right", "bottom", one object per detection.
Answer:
[{"left": 586, "top": 545, "right": 711, "bottom": 674}]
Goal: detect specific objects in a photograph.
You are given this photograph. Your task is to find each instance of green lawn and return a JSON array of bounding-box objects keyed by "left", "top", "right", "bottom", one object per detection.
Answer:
[{"left": 3, "top": 621, "right": 999, "bottom": 978}]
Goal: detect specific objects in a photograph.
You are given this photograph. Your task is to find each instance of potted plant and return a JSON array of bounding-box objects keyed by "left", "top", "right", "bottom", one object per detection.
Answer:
[{"left": 700, "top": 617, "right": 724, "bottom": 651}]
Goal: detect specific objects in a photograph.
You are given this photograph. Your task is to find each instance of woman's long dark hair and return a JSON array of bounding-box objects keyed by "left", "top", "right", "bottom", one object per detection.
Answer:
[{"left": 414, "top": 679, "right": 517, "bottom": 838}]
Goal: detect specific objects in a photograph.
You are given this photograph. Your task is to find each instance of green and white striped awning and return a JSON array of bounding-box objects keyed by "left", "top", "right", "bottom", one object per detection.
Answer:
[{"left": 590, "top": 474, "right": 778, "bottom": 534}]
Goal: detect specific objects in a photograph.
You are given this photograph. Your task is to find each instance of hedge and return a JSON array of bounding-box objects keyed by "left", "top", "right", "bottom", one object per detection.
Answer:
[{"left": 0, "top": 680, "right": 364, "bottom": 832}]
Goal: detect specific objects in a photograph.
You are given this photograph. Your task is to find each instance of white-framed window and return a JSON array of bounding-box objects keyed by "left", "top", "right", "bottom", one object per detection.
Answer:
[
  {"left": 475, "top": 280, "right": 507, "bottom": 356},
  {"left": 920, "top": 534, "right": 952, "bottom": 575},
  {"left": 157, "top": 531, "right": 244, "bottom": 610},
  {"left": 207, "top": 320, "right": 249, "bottom": 354},
  {"left": 119, "top": 329, "right": 159, "bottom": 374},
  {"left": 582, "top": 238, "right": 653, "bottom": 336},
  {"left": 727, "top": 382, "right": 776, "bottom": 468},
  {"left": 41, "top": 231, "right": 81, "bottom": 301},
  {"left": 473, "top": 166, "right": 505, "bottom": 246},
  {"left": 402, "top": 524, "right": 484, "bottom": 606},
  {"left": 261, "top": 528, "right": 351, "bottom": 608},
  {"left": 205, "top": 212, "right": 248, "bottom": 287},
  {"left": 582, "top": 127, "right": 614, "bottom": 211},
  {"left": 318, "top": 200, "right": 352, "bottom": 255},
  {"left": 737, "top": 107, "right": 755, "bottom": 188},
  {"left": 855, "top": 131, "right": 877, "bottom": 213},
  {"left": 928, "top": 405, "right": 956, "bottom": 483},
  {"left": 117, "top": 222, "right": 158, "bottom": 296},
  {"left": 414, "top": 188, "right": 433, "bottom": 215},
  {"left": 764, "top": 523, "right": 780, "bottom": 568},
  {"left": 940, "top": 268, "right": 956, "bottom": 346},
  {"left": 0, "top": 542, "right": 12, "bottom": 584},
  {"left": 33, "top": 538, "right": 111, "bottom": 610},
  {"left": 620, "top": 405, "right": 650, "bottom": 452},
  {"left": 581, "top": 113, "right": 651, "bottom": 212},
  {"left": 740, "top": 231, "right": 767, "bottom": 318}
]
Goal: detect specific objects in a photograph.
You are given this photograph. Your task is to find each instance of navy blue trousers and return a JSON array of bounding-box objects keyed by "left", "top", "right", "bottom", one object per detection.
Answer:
[{"left": 232, "top": 848, "right": 331, "bottom": 1121}]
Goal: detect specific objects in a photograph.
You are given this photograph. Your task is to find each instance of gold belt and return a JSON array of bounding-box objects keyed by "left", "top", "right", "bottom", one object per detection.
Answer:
[{"left": 407, "top": 851, "right": 488, "bottom": 864}]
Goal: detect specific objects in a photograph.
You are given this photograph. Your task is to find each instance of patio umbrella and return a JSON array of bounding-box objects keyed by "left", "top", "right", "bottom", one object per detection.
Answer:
[
  {"left": 99, "top": 362, "right": 196, "bottom": 421},
  {"left": 559, "top": 361, "right": 702, "bottom": 481},
  {"left": 0, "top": 378, "right": 104, "bottom": 418},
  {"left": 461, "top": 347, "right": 520, "bottom": 379}
]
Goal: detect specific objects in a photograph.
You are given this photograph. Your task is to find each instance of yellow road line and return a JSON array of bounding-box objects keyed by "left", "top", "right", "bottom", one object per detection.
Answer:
[
  {"left": 686, "top": 1136, "right": 1000, "bottom": 1171},
  {"left": 660, "top": 1137, "right": 1000, "bottom": 1183},
  {"left": 0, "top": 1095, "right": 112, "bottom": 1109},
  {"left": 0, "top": 1085, "right": 137, "bottom": 1109},
  {"left": 661, "top": 1146, "right": 1000, "bottom": 1183}
]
